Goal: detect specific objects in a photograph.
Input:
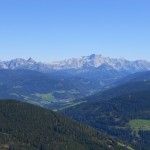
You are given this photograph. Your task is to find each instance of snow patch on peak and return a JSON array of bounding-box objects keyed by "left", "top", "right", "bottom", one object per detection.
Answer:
[{"left": 0, "top": 54, "right": 150, "bottom": 74}]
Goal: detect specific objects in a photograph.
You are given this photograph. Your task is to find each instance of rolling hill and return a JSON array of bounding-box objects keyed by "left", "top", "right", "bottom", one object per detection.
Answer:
[
  {"left": 80, "top": 71, "right": 150, "bottom": 102},
  {"left": 0, "top": 100, "right": 131, "bottom": 150},
  {"left": 0, "top": 69, "right": 101, "bottom": 109},
  {"left": 61, "top": 88, "right": 150, "bottom": 149},
  {"left": 114, "top": 70, "right": 150, "bottom": 85},
  {"left": 61, "top": 71, "right": 150, "bottom": 149}
]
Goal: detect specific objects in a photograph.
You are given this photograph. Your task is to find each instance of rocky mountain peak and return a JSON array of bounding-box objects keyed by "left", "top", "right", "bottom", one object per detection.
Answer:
[
  {"left": 0, "top": 54, "right": 150, "bottom": 73},
  {"left": 27, "top": 57, "right": 36, "bottom": 63}
]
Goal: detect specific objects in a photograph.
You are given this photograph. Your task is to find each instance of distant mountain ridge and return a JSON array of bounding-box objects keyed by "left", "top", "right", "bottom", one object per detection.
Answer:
[
  {"left": 51, "top": 54, "right": 150, "bottom": 72},
  {"left": 0, "top": 69, "right": 100, "bottom": 109},
  {"left": 1, "top": 54, "right": 150, "bottom": 95},
  {"left": 1, "top": 54, "right": 150, "bottom": 73}
]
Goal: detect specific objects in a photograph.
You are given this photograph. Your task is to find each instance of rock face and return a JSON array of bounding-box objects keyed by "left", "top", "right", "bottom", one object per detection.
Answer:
[
  {"left": 0, "top": 54, "right": 150, "bottom": 73},
  {"left": 51, "top": 54, "right": 150, "bottom": 72}
]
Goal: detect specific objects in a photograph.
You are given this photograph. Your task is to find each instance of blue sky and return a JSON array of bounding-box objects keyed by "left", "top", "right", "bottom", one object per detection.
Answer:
[{"left": 0, "top": 0, "right": 150, "bottom": 62}]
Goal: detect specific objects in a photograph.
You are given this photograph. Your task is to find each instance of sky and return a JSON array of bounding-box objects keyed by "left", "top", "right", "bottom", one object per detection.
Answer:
[{"left": 0, "top": 0, "right": 150, "bottom": 62}]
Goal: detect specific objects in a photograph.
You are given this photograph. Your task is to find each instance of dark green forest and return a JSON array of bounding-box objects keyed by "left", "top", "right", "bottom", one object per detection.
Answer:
[
  {"left": 61, "top": 90, "right": 150, "bottom": 150},
  {"left": 0, "top": 100, "right": 131, "bottom": 150}
]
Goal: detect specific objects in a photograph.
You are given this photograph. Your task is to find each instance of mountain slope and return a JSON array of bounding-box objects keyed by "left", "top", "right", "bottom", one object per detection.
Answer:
[
  {"left": 1, "top": 54, "right": 150, "bottom": 72},
  {"left": 50, "top": 54, "right": 150, "bottom": 72},
  {"left": 61, "top": 89, "right": 150, "bottom": 149},
  {"left": 1, "top": 54, "right": 150, "bottom": 92},
  {"left": 0, "top": 69, "right": 100, "bottom": 109},
  {"left": 62, "top": 64, "right": 125, "bottom": 87},
  {"left": 0, "top": 100, "right": 131, "bottom": 150},
  {"left": 81, "top": 71, "right": 150, "bottom": 102},
  {"left": 115, "top": 71, "right": 150, "bottom": 85}
]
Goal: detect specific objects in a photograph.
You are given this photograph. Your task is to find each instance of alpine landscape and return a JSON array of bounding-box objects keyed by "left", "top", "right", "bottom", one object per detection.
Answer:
[{"left": 0, "top": 0, "right": 150, "bottom": 150}]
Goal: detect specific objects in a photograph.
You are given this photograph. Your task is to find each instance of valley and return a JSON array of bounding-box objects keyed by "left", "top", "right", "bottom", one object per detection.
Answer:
[
  {"left": 0, "top": 55, "right": 150, "bottom": 110},
  {"left": 61, "top": 71, "right": 150, "bottom": 149},
  {"left": 1, "top": 0, "right": 150, "bottom": 149},
  {"left": 0, "top": 55, "right": 150, "bottom": 149}
]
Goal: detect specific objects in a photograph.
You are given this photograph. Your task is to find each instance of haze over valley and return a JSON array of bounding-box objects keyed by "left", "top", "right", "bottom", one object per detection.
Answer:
[
  {"left": 0, "top": 0, "right": 150, "bottom": 149},
  {"left": 0, "top": 54, "right": 150, "bottom": 110}
]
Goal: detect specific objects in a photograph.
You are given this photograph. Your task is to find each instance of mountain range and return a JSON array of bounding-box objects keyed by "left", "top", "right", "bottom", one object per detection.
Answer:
[
  {"left": 0, "top": 54, "right": 150, "bottom": 149},
  {"left": 0, "top": 54, "right": 150, "bottom": 110},
  {"left": 0, "top": 54, "right": 150, "bottom": 94},
  {"left": 0, "top": 69, "right": 100, "bottom": 109},
  {"left": 1, "top": 54, "right": 150, "bottom": 73}
]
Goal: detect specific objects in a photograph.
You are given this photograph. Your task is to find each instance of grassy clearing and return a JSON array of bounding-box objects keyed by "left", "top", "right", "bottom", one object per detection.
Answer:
[
  {"left": 55, "top": 90, "right": 66, "bottom": 94},
  {"left": 33, "top": 93, "right": 55, "bottom": 101},
  {"left": 55, "top": 90, "right": 80, "bottom": 94},
  {"left": 13, "top": 85, "right": 22, "bottom": 89},
  {"left": 32, "top": 93, "right": 56, "bottom": 105},
  {"left": 68, "top": 89, "right": 80, "bottom": 94},
  {"left": 129, "top": 119, "right": 150, "bottom": 136}
]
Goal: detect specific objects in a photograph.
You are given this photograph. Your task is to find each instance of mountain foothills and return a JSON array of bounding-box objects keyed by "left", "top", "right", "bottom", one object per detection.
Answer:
[
  {"left": 0, "top": 69, "right": 99, "bottom": 109},
  {"left": 0, "top": 100, "right": 132, "bottom": 150},
  {"left": 61, "top": 71, "right": 150, "bottom": 149},
  {"left": 0, "top": 54, "right": 150, "bottom": 110},
  {"left": 1, "top": 54, "right": 150, "bottom": 89},
  {"left": 81, "top": 71, "right": 150, "bottom": 102},
  {"left": 0, "top": 54, "right": 150, "bottom": 149}
]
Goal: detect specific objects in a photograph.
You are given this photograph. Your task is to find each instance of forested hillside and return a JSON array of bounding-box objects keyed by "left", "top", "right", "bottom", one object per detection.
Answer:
[
  {"left": 81, "top": 71, "right": 150, "bottom": 102},
  {"left": 0, "top": 100, "right": 132, "bottom": 150},
  {"left": 0, "top": 69, "right": 100, "bottom": 109},
  {"left": 61, "top": 90, "right": 150, "bottom": 149}
]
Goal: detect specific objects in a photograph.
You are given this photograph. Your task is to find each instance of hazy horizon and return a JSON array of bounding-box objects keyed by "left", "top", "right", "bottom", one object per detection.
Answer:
[{"left": 0, "top": 53, "right": 149, "bottom": 63}]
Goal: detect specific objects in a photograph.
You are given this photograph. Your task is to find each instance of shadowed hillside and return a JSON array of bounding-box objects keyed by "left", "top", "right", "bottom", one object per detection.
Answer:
[
  {"left": 0, "top": 100, "right": 131, "bottom": 150},
  {"left": 61, "top": 72, "right": 150, "bottom": 149}
]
